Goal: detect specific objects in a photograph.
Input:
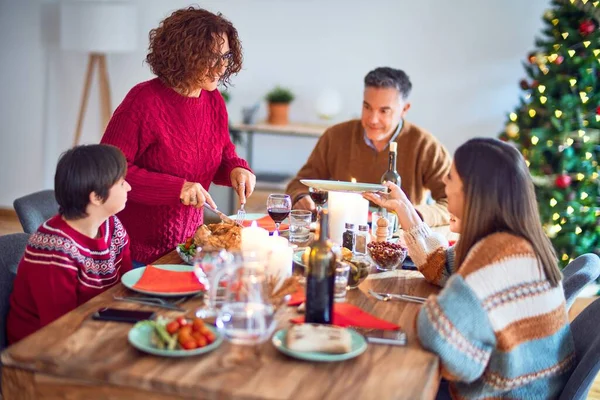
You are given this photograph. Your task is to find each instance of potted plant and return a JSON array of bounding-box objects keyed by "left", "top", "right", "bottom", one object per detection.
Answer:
[{"left": 265, "top": 86, "right": 294, "bottom": 125}]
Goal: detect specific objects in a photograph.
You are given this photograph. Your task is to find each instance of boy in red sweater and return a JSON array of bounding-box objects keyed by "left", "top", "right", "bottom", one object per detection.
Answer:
[{"left": 7, "top": 144, "right": 133, "bottom": 343}]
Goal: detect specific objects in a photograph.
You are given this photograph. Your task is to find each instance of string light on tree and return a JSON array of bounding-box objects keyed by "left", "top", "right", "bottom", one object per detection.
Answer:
[{"left": 506, "top": 123, "right": 520, "bottom": 138}]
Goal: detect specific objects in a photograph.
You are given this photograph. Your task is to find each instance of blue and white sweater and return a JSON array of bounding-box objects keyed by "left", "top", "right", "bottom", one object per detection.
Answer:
[{"left": 405, "top": 223, "right": 575, "bottom": 399}]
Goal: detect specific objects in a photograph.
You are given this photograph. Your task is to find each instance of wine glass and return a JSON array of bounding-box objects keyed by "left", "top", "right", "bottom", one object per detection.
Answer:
[
  {"left": 308, "top": 187, "right": 328, "bottom": 221},
  {"left": 266, "top": 194, "right": 291, "bottom": 234}
]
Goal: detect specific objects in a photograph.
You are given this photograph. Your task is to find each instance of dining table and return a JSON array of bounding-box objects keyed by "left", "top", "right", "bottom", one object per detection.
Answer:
[{"left": 0, "top": 227, "right": 455, "bottom": 400}]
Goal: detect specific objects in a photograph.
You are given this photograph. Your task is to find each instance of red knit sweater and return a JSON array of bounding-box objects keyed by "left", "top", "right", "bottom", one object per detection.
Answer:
[
  {"left": 7, "top": 215, "right": 132, "bottom": 343},
  {"left": 101, "top": 78, "right": 250, "bottom": 263}
]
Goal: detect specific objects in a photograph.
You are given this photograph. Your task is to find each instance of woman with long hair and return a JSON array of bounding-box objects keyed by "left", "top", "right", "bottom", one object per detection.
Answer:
[
  {"left": 365, "top": 138, "right": 574, "bottom": 399},
  {"left": 102, "top": 7, "right": 255, "bottom": 265}
]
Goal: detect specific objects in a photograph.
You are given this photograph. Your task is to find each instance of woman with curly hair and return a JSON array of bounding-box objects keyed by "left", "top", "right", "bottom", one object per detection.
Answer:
[{"left": 101, "top": 7, "right": 255, "bottom": 265}]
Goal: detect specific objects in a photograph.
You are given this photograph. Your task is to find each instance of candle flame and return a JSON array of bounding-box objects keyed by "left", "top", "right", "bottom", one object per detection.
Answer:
[
  {"left": 251, "top": 220, "right": 258, "bottom": 228},
  {"left": 351, "top": 177, "right": 357, "bottom": 183}
]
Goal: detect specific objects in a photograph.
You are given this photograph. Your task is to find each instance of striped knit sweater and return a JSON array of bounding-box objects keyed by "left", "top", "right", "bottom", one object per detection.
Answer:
[
  {"left": 404, "top": 223, "right": 575, "bottom": 399},
  {"left": 7, "top": 215, "right": 132, "bottom": 343}
]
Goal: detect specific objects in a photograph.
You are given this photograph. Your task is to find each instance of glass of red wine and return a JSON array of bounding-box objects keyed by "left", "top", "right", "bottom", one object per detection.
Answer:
[
  {"left": 266, "top": 194, "right": 292, "bottom": 234},
  {"left": 309, "top": 187, "right": 328, "bottom": 221}
]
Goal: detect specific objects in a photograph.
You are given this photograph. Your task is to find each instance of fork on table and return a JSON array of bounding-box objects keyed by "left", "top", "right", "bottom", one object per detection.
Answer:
[{"left": 368, "top": 289, "right": 426, "bottom": 305}]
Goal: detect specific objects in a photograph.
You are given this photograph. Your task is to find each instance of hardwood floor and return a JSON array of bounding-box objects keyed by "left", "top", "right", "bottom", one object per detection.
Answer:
[
  {"left": 0, "top": 208, "right": 22, "bottom": 236},
  {"left": 0, "top": 209, "right": 598, "bottom": 398}
]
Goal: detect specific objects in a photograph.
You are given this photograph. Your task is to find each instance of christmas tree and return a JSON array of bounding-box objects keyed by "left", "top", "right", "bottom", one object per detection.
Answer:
[{"left": 499, "top": 0, "right": 600, "bottom": 267}]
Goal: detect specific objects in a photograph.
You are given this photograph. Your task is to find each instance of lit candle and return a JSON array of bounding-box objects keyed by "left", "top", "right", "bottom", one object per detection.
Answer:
[
  {"left": 241, "top": 221, "right": 269, "bottom": 253},
  {"left": 328, "top": 191, "right": 369, "bottom": 245}
]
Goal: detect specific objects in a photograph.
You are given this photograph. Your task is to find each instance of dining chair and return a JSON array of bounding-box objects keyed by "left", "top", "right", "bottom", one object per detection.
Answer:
[
  {"left": 13, "top": 190, "right": 59, "bottom": 233},
  {"left": 559, "top": 296, "right": 600, "bottom": 400},
  {"left": 0, "top": 233, "right": 29, "bottom": 349},
  {"left": 562, "top": 254, "right": 600, "bottom": 310}
]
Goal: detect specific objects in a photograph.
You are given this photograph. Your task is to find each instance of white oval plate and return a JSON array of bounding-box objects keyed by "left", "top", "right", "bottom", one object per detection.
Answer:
[
  {"left": 272, "top": 327, "right": 367, "bottom": 362},
  {"left": 300, "top": 179, "right": 387, "bottom": 193}
]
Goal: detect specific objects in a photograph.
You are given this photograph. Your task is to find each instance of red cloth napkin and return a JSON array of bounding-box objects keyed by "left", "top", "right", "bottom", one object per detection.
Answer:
[
  {"left": 291, "top": 303, "right": 399, "bottom": 330},
  {"left": 242, "top": 215, "right": 289, "bottom": 232},
  {"left": 133, "top": 265, "right": 205, "bottom": 293},
  {"left": 288, "top": 288, "right": 305, "bottom": 306},
  {"left": 288, "top": 289, "right": 400, "bottom": 330}
]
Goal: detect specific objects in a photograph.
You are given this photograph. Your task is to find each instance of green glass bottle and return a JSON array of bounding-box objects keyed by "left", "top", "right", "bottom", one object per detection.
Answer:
[{"left": 305, "top": 209, "right": 336, "bottom": 324}]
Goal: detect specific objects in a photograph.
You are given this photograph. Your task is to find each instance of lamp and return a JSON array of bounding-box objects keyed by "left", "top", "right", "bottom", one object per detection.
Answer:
[{"left": 60, "top": 0, "right": 137, "bottom": 146}]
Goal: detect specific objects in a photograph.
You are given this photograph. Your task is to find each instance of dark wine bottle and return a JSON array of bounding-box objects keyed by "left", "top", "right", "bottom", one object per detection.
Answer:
[
  {"left": 305, "top": 209, "right": 336, "bottom": 324},
  {"left": 380, "top": 142, "right": 401, "bottom": 186}
]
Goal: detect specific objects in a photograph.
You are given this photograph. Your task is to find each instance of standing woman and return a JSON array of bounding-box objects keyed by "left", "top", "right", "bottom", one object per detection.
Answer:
[{"left": 102, "top": 7, "right": 255, "bottom": 265}]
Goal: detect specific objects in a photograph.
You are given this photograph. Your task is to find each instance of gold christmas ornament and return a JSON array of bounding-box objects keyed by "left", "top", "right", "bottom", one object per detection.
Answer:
[{"left": 505, "top": 122, "right": 520, "bottom": 138}]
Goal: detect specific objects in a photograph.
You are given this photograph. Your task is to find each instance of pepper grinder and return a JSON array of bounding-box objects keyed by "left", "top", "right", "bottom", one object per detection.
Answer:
[{"left": 375, "top": 217, "right": 389, "bottom": 242}]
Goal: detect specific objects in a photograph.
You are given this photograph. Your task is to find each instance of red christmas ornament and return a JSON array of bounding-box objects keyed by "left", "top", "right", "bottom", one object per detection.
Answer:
[
  {"left": 520, "top": 79, "right": 529, "bottom": 90},
  {"left": 554, "top": 55, "right": 564, "bottom": 65},
  {"left": 579, "top": 20, "right": 595, "bottom": 36},
  {"left": 531, "top": 80, "right": 539, "bottom": 88},
  {"left": 555, "top": 174, "right": 572, "bottom": 189},
  {"left": 596, "top": 105, "right": 600, "bottom": 115}
]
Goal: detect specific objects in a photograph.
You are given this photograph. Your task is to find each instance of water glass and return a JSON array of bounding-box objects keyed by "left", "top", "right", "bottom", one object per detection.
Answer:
[
  {"left": 289, "top": 210, "right": 312, "bottom": 243},
  {"left": 193, "top": 248, "right": 237, "bottom": 318},
  {"left": 215, "top": 250, "right": 277, "bottom": 346},
  {"left": 334, "top": 261, "right": 351, "bottom": 302}
]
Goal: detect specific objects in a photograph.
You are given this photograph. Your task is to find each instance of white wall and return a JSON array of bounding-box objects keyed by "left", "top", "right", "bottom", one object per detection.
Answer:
[{"left": 0, "top": 0, "right": 550, "bottom": 211}]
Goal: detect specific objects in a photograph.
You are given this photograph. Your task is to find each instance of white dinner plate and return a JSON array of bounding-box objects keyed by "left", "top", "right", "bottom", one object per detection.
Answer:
[{"left": 300, "top": 179, "right": 387, "bottom": 193}]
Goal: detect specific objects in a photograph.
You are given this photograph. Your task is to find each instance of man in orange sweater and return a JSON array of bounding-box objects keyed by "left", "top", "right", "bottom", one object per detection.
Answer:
[{"left": 286, "top": 67, "right": 452, "bottom": 226}]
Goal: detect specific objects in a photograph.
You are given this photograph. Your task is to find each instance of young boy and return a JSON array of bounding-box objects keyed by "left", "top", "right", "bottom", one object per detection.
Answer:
[{"left": 7, "top": 144, "right": 133, "bottom": 343}]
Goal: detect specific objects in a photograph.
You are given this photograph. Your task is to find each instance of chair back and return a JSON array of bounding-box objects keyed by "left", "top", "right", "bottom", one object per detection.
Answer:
[
  {"left": 559, "top": 296, "right": 600, "bottom": 400},
  {"left": 0, "top": 233, "right": 29, "bottom": 349},
  {"left": 563, "top": 254, "right": 600, "bottom": 310},
  {"left": 13, "top": 190, "right": 59, "bottom": 233}
]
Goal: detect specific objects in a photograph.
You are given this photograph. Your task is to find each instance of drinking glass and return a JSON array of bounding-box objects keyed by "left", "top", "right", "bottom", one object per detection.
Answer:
[
  {"left": 289, "top": 210, "right": 312, "bottom": 243},
  {"left": 193, "top": 248, "right": 235, "bottom": 318},
  {"left": 266, "top": 194, "right": 292, "bottom": 234},
  {"left": 215, "top": 250, "right": 276, "bottom": 345}
]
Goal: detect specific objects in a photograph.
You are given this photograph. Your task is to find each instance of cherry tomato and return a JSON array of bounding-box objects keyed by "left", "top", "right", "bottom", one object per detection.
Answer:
[
  {"left": 178, "top": 331, "right": 193, "bottom": 346},
  {"left": 192, "top": 318, "right": 205, "bottom": 332},
  {"left": 176, "top": 317, "right": 188, "bottom": 327},
  {"left": 198, "top": 326, "right": 211, "bottom": 336},
  {"left": 181, "top": 340, "right": 197, "bottom": 350},
  {"left": 184, "top": 238, "right": 193, "bottom": 249},
  {"left": 179, "top": 325, "right": 192, "bottom": 337},
  {"left": 203, "top": 330, "right": 216, "bottom": 344},
  {"left": 192, "top": 331, "right": 207, "bottom": 347},
  {"left": 166, "top": 321, "right": 180, "bottom": 335}
]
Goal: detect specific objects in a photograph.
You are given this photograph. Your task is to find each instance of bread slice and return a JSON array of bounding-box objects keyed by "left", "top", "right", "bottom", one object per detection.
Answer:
[{"left": 286, "top": 324, "right": 352, "bottom": 354}]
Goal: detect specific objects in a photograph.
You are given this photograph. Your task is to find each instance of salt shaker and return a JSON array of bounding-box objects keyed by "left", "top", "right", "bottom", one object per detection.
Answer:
[{"left": 354, "top": 224, "right": 370, "bottom": 254}]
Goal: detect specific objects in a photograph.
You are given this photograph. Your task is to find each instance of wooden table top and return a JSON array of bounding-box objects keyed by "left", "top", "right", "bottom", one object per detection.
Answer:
[{"left": 1, "top": 250, "right": 441, "bottom": 400}]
